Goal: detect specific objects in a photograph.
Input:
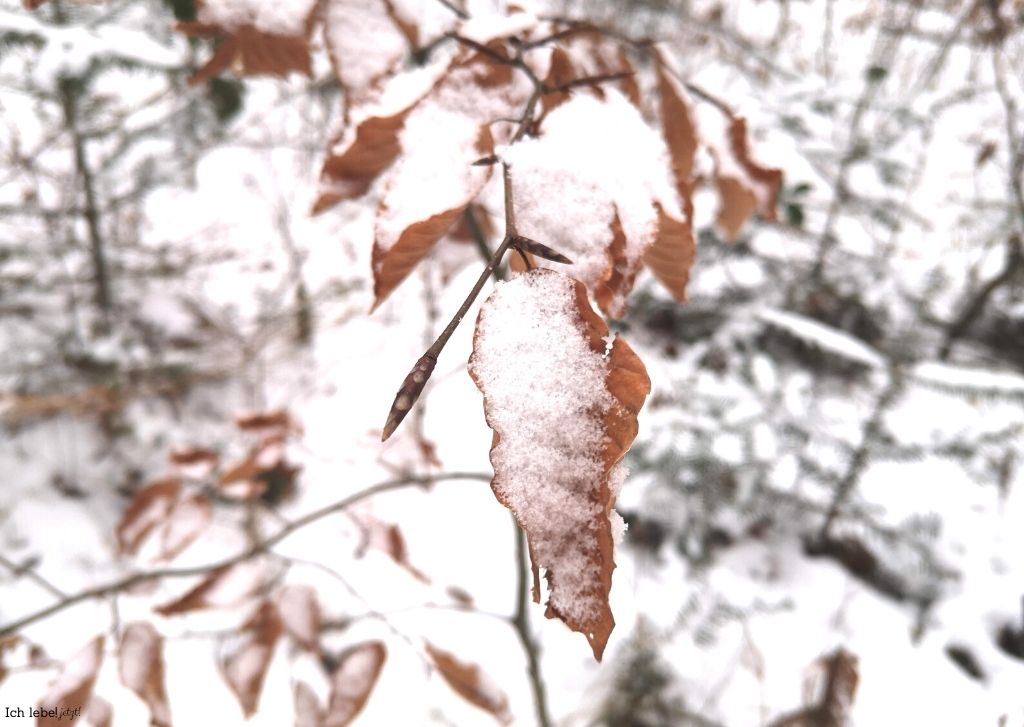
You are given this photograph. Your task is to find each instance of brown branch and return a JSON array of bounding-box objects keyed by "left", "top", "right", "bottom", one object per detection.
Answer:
[
  {"left": 510, "top": 516, "right": 553, "bottom": 727},
  {"left": 0, "top": 472, "right": 491, "bottom": 638}
]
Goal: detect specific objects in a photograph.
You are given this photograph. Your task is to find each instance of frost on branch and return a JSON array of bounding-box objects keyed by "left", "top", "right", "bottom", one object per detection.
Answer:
[{"left": 468, "top": 269, "right": 650, "bottom": 661}]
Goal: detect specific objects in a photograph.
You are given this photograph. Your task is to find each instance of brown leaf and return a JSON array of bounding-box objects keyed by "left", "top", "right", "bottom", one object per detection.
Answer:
[
  {"left": 155, "top": 561, "right": 264, "bottom": 615},
  {"left": 118, "top": 622, "right": 171, "bottom": 727},
  {"left": 425, "top": 644, "right": 511, "bottom": 724},
  {"left": 116, "top": 479, "right": 181, "bottom": 555},
  {"left": 655, "top": 53, "right": 699, "bottom": 200},
  {"left": 83, "top": 696, "right": 112, "bottom": 727},
  {"left": 642, "top": 203, "right": 696, "bottom": 303},
  {"left": 276, "top": 585, "right": 321, "bottom": 652},
  {"left": 220, "top": 602, "right": 283, "bottom": 718},
  {"left": 540, "top": 47, "right": 576, "bottom": 118},
  {"left": 325, "top": 641, "right": 387, "bottom": 727},
  {"left": 235, "top": 409, "right": 295, "bottom": 433},
  {"left": 371, "top": 123, "right": 494, "bottom": 309},
  {"left": 168, "top": 446, "right": 219, "bottom": 468},
  {"left": 768, "top": 648, "right": 859, "bottom": 727},
  {"left": 594, "top": 212, "right": 633, "bottom": 317},
  {"left": 715, "top": 115, "right": 783, "bottom": 240},
  {"left": 294, "top": 681, "right": 324, "bottom": 727},
  {"left": 469, "top": 269, "right": 651, "bottom": 660},
  {"left": 177, "top": 4, "right": 315, "bottom": 86},
  {"left": 37, "top": 636, "right": 104, "bottom": 727},
  {"left": 159, "top": 491, "right": 212, "bottom": 560}
]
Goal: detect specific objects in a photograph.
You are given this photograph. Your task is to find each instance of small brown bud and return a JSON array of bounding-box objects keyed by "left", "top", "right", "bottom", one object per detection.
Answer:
[{"left": 381, "top": 353, "right": 437, "bottom": 441}]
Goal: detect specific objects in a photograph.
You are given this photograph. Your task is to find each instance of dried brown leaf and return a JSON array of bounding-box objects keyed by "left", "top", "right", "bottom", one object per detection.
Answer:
[
  {"left": 425, "top": 644, "right": 511, "bottom": 724},
  {"left": 220, "top": 602, "right": 283, "bottom": 718},
  {"left": 370, "top": 124, "right": 494, "bottom": 309},
  {"left": 116, "top": 479, "right": 181, "bottom": 556},
  {"left": 83, "top": 696, "right": 112, "bottom": 727},
  {"left": 655, "top": 54, "right": 699, "bottom": 200},
  {"left": 469, "top": 270, "right": 650, "bottom": 660},
  {"left": 118, "top": 622, "right": 171, "bottom": 727},
  {"left": 276, "top": 585, "right": 321, "bottom": 652},
  {"left": 37, "top": 636, "right": 104, "bottom": 727},
  {"left": 159, "top": 491, "right": 212, "bottom": 560},
  {"left": 716, "top": 115, "right": 783, "bottom": 240},
  {"left": 155, "top": 561, "right": 264, "bottom": 615},
  {"left": 642, "top": 203, "right": 696, "bottom": 303},
  {"left": 325, "top": 641, "right": 386, "bottom": 727},
  {"left": 594, "top": 212, "right": 633, "bottom": 317},
  {"left": 294, "top": 681, "right": 324, "bottom": 727}
]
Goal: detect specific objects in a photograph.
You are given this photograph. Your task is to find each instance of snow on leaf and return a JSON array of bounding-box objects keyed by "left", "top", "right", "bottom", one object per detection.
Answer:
[
  {"left": 177, "top": 0, "right": 316, "bottom": 85},
  {"left": 714, "top": 115, "right": 783, "bottom": 240},
  {"left": 116, "top": 479, "right": 181, "bottom": 556},
  {"left": 468, "top": 269, "right": 650, "bottom": 660},
  {"left": 118, "top": 622, "right": 171, "bottom": 727},
  {"left": 324, "top": 641, "right": 386, "bottom": 727},
  {"left": 159, "top": 491, "right": 212, "bottom": 561},
  {"left": 504, "top": 91, "right": 682, "bottom": 316},
  {"left": 322, "top": 0, "right": 413, "bottom": 102},
  {"left": 294, "top": 681, "right": 324, "bottom": 727},
  {"left": 313, "top": 62, "right": 449, "bottom": 213},
  {"left": 371, "top": 119, "right": 494, "bottom": 309},
  {"left": 425, "top": 643, "right": 511, "bottom": 725},
  {"left": 155, "top": 560, "right": 265, "bottom": 616},
  {"left": 220, "top": 601, "right": 283, "bottom": 719},
  {"left": 37, "top": 636, "right": 104, "bottom": 727},
  {"left": 275, "top": 585, "right": 321, "bottom": 653}
]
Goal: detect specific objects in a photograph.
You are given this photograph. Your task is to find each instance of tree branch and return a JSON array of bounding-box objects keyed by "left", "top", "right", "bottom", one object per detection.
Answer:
[
  {"left": 0, "top": 472, "right": 491, "bottom": 638},
  {"left": 510, "top": 515, "right": 553, "bottom": 727}
]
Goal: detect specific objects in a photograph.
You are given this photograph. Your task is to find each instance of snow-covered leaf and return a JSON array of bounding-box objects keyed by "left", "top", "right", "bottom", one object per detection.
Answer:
[
  {"left": 468, "top": 269, "right": 650, "bottom": 660},
  {"left": 220, "top": 602, "right": 283, "bottom": 718},
  {"left": 37, "top": 636, "right": 104, "bottom": 727},
  {"left": 425, "top": 643, "right": 511, "bottom": 724},
  {"left": 118, "top": 623, "right": 171, "bottom": 727},
  {"left": 116, "top": 479, "right": 181, "bottom": 556},
  {"left": 325, "top": 641, "right": 386, "bottom": 727},
  {"left": 177, "top": 0, "right": 317, "bottom": 85}
]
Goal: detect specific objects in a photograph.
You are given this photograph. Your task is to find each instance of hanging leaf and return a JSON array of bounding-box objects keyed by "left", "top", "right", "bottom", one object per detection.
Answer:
[
  {"left": 469, "top": 269, "right": 650, "bottom": 660},
  {"left": 155, "top": 561, "right": 265, "bottom": 616},
  {"left": 177, "top": 0, "right": 317, "bottom": 85},
  {"left": 116, "top": 479, "right": 181, "bottom": 556},
  {"left": 82, "top": 697, "right": 112, "bottom": 727},
  {"left": 159, "top": 491, "right": 212, "bottom": 561},
  {"left": 768, "top": 648, "right": 859, "bottom": 727},
  {"left": 168, "top": 446, "right": 219, "bottom": 478},
  {"left": 642, "top": 203, "right": 696, "bottom": 303},
  {"left": 324, "top": 641, "right": 387, "bottom": 727},
  {"left": 220, "top": 602, "right": 283, "bottom": 718},
  {"left": 654, "top": 52, "right": 699, "bottom": 202},
  {"left": 276, "top": 585, "right": 321, "bottom": 653},
  {"left": 425, "top": 644, "right": 511, "bottom": 724},
  {"left": 37, "top": 636, "right": 104, "bottom": 727},
  {"left": 118, "top": 623, "right": 171, "bottom": 727},
  {"left": 294, "top": 681, "right": 324, "bottom": 727},
  {"left": 714, "top": 115, "right": 783, "bottom": 240}
]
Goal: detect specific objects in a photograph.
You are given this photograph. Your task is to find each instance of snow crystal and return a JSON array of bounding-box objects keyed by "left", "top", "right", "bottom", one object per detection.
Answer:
[
  {"left": 199, "top": 0, "right": 317, "bottom": 36},
  {"left": 470, "top": 271, "right": 616, "bottom": 627}
]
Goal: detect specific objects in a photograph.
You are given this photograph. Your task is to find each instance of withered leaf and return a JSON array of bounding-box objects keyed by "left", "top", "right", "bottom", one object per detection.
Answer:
[
  {"left": 642, "top": 203, "right": 696, "bottom": 303},
  {"left": 325, "top": 641, "right": 387, "bottom": 727},
  {"left": 83, "top": 696, "right": 112, "bottom": 727},
  {"left": 220, "top": 602, "right": 283, "bottom": 718},
  {"left": 715, "top": 115, "right": 783, "bottom": 240},
  {"left": 37, "top": 636, "right": 104, "bottom": 727},
  {"left": 159, "top": 491, "right": 212, "bottom": 561},
  {"left": 655, "top": 52, "right": 699, "bottom": 200},
  {"left": 276, "top": 585, "right": 321, "bottom": 653},
  {"left": 155, "top": 561, "right": 264, "bottom": 616},
  {"left": 468, "top": 269, "right": 650, "bottom": 660},
  {"left": 294, "top": 681, "right": 324, "bottom": 727},
  {"left": 425, "top": 644, "right": 511, "bottom": 724},
  {"left": 116, "top": 479, "right": 181, "bottom": 556},
  {"left": 118, "top": 623, "right": 171, "bottom": 727}
]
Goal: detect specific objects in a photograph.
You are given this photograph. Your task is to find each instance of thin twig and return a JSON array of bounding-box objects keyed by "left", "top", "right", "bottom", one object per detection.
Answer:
[
  {"left": 510, "top": 515, "right": 553, "bottom": 727},
  {"left": 0, "top": 553, "right": 67, "bottom": 600},
  {"left": 0, "top": 472, "right": 491, "bottom": 638}
]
